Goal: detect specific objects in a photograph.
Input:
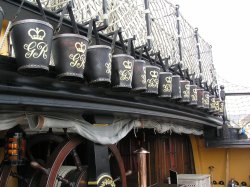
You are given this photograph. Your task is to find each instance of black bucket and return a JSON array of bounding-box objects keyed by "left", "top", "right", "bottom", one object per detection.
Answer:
[
  {"left": 144, "top": 66, "right": 160, "bottom": 95},
  {"left": 111, "top": 54, "right": 134, "bottom": 90},
  {"left": 171, "top": 75, "right": 182, "bottom": 99},
  {"left": 52, "top": 34, "right": 88, "bottom": 81},
  {"left": 219, "top": 101, "right": 225, "bottom": 116},
  {"left": 180, "top": 80, "right": 190, "bottom": 102},
  {"left": 131, "top": 59, "right": 146, "bottom": 92},
  {"left": 197, "top": 89, "right": 204, "bottom": 108},
  {"left": 209, "top": 95, "right": 216, "bottom": 112},
  {"left": 85, "top": 45, "right": 112, "bottom": 86},
  {"left": 203, "top": 91, "right": 210, "bottom": 109},
  {"left": 158, "top": 72, "right": 172, "bottom": 98},
  {"left": 10, "top": 19, "right": 53, "bottom": 75},
  {"left": 0, "top": 6, "right": 4, "bottom": 36},
  {"left": 189, "top": 85, "right": 197, "bottom": 105}
]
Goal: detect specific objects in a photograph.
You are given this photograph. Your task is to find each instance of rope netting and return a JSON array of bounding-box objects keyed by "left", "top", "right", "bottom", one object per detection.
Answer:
[
  {"left": 26, "top": 0, "right": 216, "bottom": 86},
  {"left": 198, "top": 37, "right": 216, "bottom": 86},
  {"left": 149, "top": 0, "right": 178, "bottom": 62},
  {"left": 29, "top": 0, "right": 148, "bottom": 47},
  {"left": 217, "top": 76, "right": 250, "bottom": 128},
  {"left": 104, "top": 0, "right": 147, "bottom": 47},
  {"left": 36, "top": 0, "right": 105, "bottom": 28},
  {"left": 179, "top": 16, "right": 198, "bottom": 76}
]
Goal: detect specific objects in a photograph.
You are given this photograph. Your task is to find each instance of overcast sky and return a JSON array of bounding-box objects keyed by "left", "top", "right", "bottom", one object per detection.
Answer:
[{"left": 171, "top": 0, "right": 250, "bottom": 88}]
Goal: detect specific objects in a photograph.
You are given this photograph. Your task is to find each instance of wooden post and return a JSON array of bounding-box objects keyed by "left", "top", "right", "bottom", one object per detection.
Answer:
[{"left": 134, "top": 147, "right": 150, "bottom": 187}]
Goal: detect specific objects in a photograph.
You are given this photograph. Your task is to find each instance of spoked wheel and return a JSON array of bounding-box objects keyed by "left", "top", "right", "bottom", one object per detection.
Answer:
[
  {"left": 27, "top": 133, "right": 65, "bottom": 163},
  {"left": 37, "top": 136, "right": 127, "bottom": 187},
  {"left": 108, "top": 144, "right": 127, "bottom": 187},
  {"left": 27, "top": 133, "right": 65, "bottom": 187},
  {"left": 38, "top": 135, "right": 87, "bottom": 187},
  {"left": 1, "top": 133, "right": 128, "bottom": 187}
]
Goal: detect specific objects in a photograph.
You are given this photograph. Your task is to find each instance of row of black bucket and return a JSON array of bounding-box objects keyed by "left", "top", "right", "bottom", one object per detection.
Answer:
[{"left": 0, "top": 2, "right": 224, "bottom": 115}]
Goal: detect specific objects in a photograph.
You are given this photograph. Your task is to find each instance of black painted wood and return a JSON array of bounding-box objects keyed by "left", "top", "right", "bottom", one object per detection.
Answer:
[
  {"left": 87, "top": 142, "right": 110, "bottom": 183},
  {"left": 206, "top": 139, "right": 250, "bottom": 148},
  {"left": 0, "top": 55, "right": 222, "bottom": 127},
  {"left": 204, "top": 126, "right": 250, "bottom": 148}
]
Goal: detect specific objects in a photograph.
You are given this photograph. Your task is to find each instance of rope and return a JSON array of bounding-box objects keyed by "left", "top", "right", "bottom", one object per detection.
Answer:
[{"left": 0, "top": 22, "right": 12, "bottom": 53}]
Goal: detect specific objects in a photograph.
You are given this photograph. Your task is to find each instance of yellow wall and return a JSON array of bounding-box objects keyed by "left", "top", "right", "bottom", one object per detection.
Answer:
[
  {"left": 0, "top": 20, "right": 10, "bottom": 56},
  {"left": 190, "top": 135, "right": 250, "bottom": 186}
]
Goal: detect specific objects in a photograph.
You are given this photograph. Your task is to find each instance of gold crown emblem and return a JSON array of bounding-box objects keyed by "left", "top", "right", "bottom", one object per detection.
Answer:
[
  {"left": 28, "top": 27, "right": 46, "bottom": 40},
  {"left": 75, "top": 42, "right": 86, "bottom": 53},
  {"left": 123, "top": 60, "right": 132, "bottom": 69},
  {"left": 165, "top": 76, "right": 172, "bottom": 83},
  {"left": 150, "top": 70, "right": 158, "bottom": 78}
]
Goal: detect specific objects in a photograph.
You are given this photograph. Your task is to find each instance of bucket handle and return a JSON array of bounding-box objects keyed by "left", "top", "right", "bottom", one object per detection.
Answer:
[
  {"left": 144, "top": 46, "right": 154, "bottom": 65},
  {"left": 126, "top": 36, "right": 136, "bottom": 57},
  {"left": 86, "top": 19, "right": 100, "bottom": 45},
  {"left": 117, "top": 31, "right": 127, "bottom": 54},
  {"left": 209, "top": 84, "right": 215, "bottom": 95},
  {"left": 110, "top": 30, "right": 118, "bottom": 54},
  {"left": 105, "top": 29, "right": 121, "bottom": 54},
  {"left": 117, "top": 31, "right": 137, "bottom": 56},
  {"left": 183, "top": 68, "right": 191, "bottom": 81},
  {"left": 189, "top": 73, "right": 196, "bottom": 85},
  {"left": 136, "top": 44, "right": 149, "bottom": 60},
  {"left": 54, "top": 2, "right": 79, "bottom": 35},
  {"left": 12, "top": 0, "right": 48, "bottom": 23},
  {"left": 157, "top": 53, "right": 167, "bottom": 72},
  {"left": 139, "top": 46, "right": 144, "bottom": 60},
  {"left": 162, "top": 56, "right": 170, "bottom": 70}
]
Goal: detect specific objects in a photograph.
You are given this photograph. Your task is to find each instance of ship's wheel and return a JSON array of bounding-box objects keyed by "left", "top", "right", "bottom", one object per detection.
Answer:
[
  {"left": 27, "top": 132, "right": 65, "bottom": 187},
  {"left": 37, "top": 136, "right": 127, "bottom": 187},
  {"left": 0, "top": 133, "right": 127, "bottom": 187},
  {"left": 0, "top": 132, "right": 65, "bottom": 187},
  {"left": 37, "top": 135, "right": 87, "bottom": 187},
  {"left": 108, "top": 144, "right": 127, "bottom": 187}
]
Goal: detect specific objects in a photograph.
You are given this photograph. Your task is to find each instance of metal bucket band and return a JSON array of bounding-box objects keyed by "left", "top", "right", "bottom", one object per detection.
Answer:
[
  {"left": 53, "top": 33, "right": 88, "bottom": 41},
  {"left": 11, "top": 19, "right": 53, "bottom": 30}
]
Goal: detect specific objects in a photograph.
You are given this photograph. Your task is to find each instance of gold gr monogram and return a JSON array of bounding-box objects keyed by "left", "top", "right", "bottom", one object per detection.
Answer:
[
  {"left": 24, "top": 27, "right": 48, "bottom": 59},
  {"left": 202, "top": 93, "right": 209, "bottom": 105},
  {"left": 119, "top": 60, "right": 133, "bottom": 81},
  {"left": 105, "top": 53, "right": 112, "bottom": 75},
  {"left": 69, "top": 42, "right": 86, "bottom": 69},
  {"left": 215, "top": 100, "right": 220, "bottom": 110},
  {"left": 162, "top": 76, "right": 172, "bottom": 92},
  {"left": 191, "top": 88, "right": 197, "bottom": 101},
  {"left": 147, "top": 70, "right": 159, "bottom": 88},
  {"left": 210, "top": 98, "right": 216, "bottom": 109},
  {"left": 163, "top": 84, "right": 171, "bottom": 92},
  {"left": 183, "top": 84, "right": 190, "bottom": 98},
  {"left": 141, "top": 67, "right": 146, "bottom": 85}
]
